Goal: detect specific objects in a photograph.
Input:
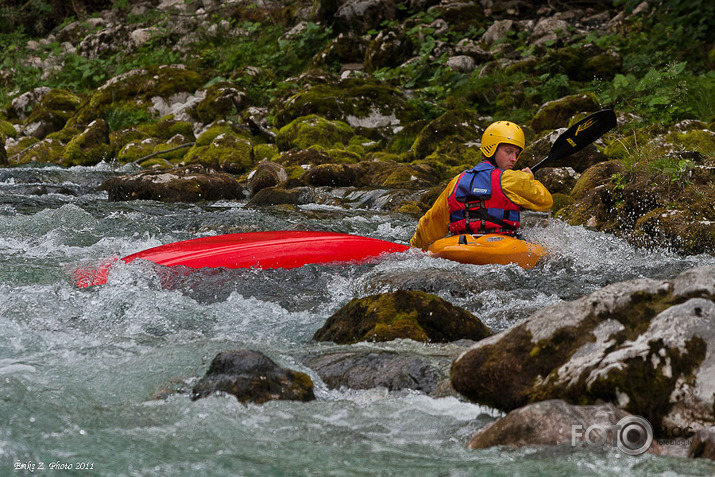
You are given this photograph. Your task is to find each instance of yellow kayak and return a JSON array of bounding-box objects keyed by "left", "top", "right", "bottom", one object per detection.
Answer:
[{"left": 427, "top": 234, "right": 546, "bottom": 269}]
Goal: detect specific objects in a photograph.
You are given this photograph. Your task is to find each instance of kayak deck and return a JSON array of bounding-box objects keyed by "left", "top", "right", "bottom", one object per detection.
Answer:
[
  {"left": 73, "top": 231, "right": 410, "bottom": 288},
  {"left": 428, "top": 234, "right": 545, "bottom": 269}
]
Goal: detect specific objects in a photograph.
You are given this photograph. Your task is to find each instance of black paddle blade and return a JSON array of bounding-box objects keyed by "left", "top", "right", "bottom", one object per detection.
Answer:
[{"left": 531, "top": 109, "right": 617, "bottom": 172}]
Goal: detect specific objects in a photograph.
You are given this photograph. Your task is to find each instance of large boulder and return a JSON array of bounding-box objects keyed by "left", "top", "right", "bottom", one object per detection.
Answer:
[
  {"left": 451, "top": 266, "right": 715, "bottom": 433},
  {"left": 102, "top": 167, "right": 244, "bottom": 202},
  {"left": 191, "top": 349, "right": 315, "bottom": 404},
  {"left": 313, "top": 290, "right": 492, "bottom": 344}
]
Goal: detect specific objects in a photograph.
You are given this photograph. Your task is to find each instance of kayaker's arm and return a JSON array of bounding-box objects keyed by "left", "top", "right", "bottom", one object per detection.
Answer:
[
  {"left": 410, "top": 177, "right": 458, "bottom": 250},
  {"left": 500, "top": 170, "right": 553, "bottom": 212}
]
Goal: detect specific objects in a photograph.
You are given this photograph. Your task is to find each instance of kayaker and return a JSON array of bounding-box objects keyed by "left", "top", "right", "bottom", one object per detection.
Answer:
[{"left": 410, "top": 120, "right": 552, "bottom": 250}]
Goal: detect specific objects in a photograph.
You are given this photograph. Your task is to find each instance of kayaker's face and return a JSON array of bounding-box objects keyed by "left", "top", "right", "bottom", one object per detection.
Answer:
[{"left": 493, "top": 144, "right": 521, "bottom": 170}]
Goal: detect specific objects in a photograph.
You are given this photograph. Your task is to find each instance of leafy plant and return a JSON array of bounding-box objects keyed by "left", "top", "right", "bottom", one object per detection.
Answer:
[{"left": 101, "top": 106, "right": 154, "bottom": 132}]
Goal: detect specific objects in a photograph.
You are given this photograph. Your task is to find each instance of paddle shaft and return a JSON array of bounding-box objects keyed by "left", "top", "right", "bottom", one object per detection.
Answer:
[{"left": 530, "top": 109, "right": 617, "bottom": 173}]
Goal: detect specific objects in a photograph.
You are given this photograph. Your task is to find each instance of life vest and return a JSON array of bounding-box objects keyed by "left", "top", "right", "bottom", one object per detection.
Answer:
[{"left": 447, "top": 161, "right": 521, "bottom": 235}]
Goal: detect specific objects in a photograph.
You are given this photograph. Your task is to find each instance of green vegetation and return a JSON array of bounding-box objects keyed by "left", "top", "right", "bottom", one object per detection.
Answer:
[{"left": 0, "top": 1, "right": 713, "bottom": 132}]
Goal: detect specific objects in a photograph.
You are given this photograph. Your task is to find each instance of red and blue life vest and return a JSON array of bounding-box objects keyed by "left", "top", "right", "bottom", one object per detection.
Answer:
[{"left": 447, "top": 161, "right": 521, "bottom": 235}]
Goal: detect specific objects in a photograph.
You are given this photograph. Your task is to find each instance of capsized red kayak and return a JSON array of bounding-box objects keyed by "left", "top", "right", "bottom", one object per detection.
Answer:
[{"left": 73, "top": 231, "right": 410, "bottom": 288}]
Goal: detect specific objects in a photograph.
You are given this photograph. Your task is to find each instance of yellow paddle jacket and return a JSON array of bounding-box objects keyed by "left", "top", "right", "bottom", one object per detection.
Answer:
[{"left": 410, "top": 169, "right": 553, "bottom": 250}]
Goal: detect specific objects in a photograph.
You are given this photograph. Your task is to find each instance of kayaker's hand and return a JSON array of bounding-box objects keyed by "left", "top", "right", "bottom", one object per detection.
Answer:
[{"left": 521, "top": 167, "right": 534, "bottom": 177}]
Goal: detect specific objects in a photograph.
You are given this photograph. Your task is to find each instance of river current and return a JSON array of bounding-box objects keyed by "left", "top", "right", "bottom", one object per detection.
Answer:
[{"left": 1, "top": 163, "right": 714, "bottom": 476}]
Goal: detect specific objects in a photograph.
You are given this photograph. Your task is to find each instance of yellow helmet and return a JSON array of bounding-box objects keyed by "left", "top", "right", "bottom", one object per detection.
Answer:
[{"left": 480, "top": 121, "right": 525, "bottom": 159}]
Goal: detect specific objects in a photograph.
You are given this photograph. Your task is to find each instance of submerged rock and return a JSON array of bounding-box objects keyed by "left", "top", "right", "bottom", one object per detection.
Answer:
[
  {"left": 192, "top": 349, "right": 315, "bottom": 404},
  {"left": 313, "top": 289, "right": 492, "bottom": 344},
  {"left": 303, "top": 350, "right": 450, "bottom": 396},
  {"left": 451, "top": 265, "right": 715, "bottom": 433}
]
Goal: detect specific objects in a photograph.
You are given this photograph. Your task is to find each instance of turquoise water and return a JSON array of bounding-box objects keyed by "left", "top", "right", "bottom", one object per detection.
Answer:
[{"left": 2, "top": 163, "right": 714, "bottom": 476}]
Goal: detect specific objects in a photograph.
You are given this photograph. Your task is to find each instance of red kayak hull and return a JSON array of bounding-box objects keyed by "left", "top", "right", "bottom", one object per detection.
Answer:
[{"left": 73, "top": 231, "right": 410, "bottom": 288}]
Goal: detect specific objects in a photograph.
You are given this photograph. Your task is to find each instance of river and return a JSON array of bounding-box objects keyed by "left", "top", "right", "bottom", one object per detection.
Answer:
[{"left": 2, "top": 163, "right": 714, "bottom": 476}]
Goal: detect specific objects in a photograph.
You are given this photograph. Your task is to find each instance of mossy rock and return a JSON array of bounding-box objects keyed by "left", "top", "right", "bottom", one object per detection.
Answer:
[
  {"left": 0, "top": 119, "right": 19, "bottom": 139},
  {"left": 431, "top": 1, "right": 487, "bottom": 32},
  {"left": 353, "top": 160, "right": 439, "bottom": 188},
  {"left": 569, "top": 160, "right": 625, "bottom": 199},
  {"left": 276, "top": 114, "right": 356, "bottom": 151},
  {"left": 665, "top": 129, "right": 715, "bottom": 157},
  {"left": 275, "top": 148, "right": 333, "bottom": 167},
  {"left": 184, "top": 132, "right": 253, "bottom": 174},
  {"left": 551, "top": 192, "right": 575, "bottom": 213},
  {"left": 0, "top": 142, "right": 6, "bottom": 166},
  {"left": 253, "top": 143, "right": 279, "bottom": 162},
  {"left": 117, "top": 138, "right": 160, "bottom": 164},
  {"left": 313, "top": 290, "right": 491, "bottom": 344},
  {"left": 102, "top": 168, "right": 245, "bottom": 202},
  {"left": 23, "top": 109, "right": 73, "bottom": 139},
  {"left": 536, "top": 44, "right": 622, "bottom": 82},
  {"left": 191, "top": 349, "right": 315, "bottom": 404},
  {"left": 109, "top": 127, "right": 150, "bottom": 156},
  {"left": 6, "top": 137, "right": 39, "bottom": 158},
  {"left": 46, "top": 124, "right": 86, "bottom": 143},
  {"left": 273, "top": 77, "right": 421, "bottom": 134},
  {"left": 69, "top": 65, "right": 204, "bottom": 126},
  {"left": 529, "top": 93, "right": 601, "bottom": 133},
  {"left": 248, "top": 161, "right": 288, "bottom": 196},
  {"left": 138, "top": 117, "right": 196, "bottom": 141},
  {"left": 451, "top": 271, "right": 712, "bottom": 420},
  {"left": 41, "top": 89, "right": 82, "bottom": 112},
  {"left": 410, "top": 109, "right": 486, "bottom": 159},
  {"left": 8, "top": 138, "right": 65, "bottom": 165},
  {"left": 191, "top": 83, "right": 248, "bottom": 124},
  {"left": 310, "top": 32, "right": 368, "bottom": 70},
  {"left": 62, "top": 119, "right": 111, "bottom": 166},
  {"left": 633, "top": 208, "right": 715, "bottom": 255},
  {"left": 151, "top": 134, "right": 194, "bottom": 162},
  {"left": 364, "top": 28, "right": 414, "bottom": 73},
  {"left": 301, "top": 163, "right": 358, "bottom": 187}
]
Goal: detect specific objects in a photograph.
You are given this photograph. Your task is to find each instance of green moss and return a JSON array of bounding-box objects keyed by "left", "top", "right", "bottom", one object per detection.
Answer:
[
  {"left": 62, "top": 119, "right": 111, "bottom": 166},
  {"left": 411, "top": 109, "right": 485, "bottom": 159},
  {"left": 0, "top": 119, "right": 18, "bottom": 139},
  {"left": 138, "top": 117, "right": 196, "bottom": 141},
  {"left": 276, "top": 114, "right": 355, "bottom": 151},
  {"left": 8, "top": 138, "right": 65, "bottom": 165},
  {"left": 116, "top": 138, "right": 159, "bottom": 164},
  {"left": 272, "top": 77, "right": 421, "bottom": 129},
  {"left": 529, "top": 93, "right": 601, "bottom": 132},
  {"left": 109, "top": 128, "right": 150, "bottom": 156},
  {"left": 253, "top": 143, "right": 279, "bottom": 162},
  {"left": 70, "top": 66, "right": 204, "bottom": 126},
  {"left": 192, "top": 83, "right": 245, "bottom": 124},
  {"left": 41, "top": 89, "right": 82, "bottom": 112},
  {"left": 666, "top": 129, "right": 715, "bottom": 157},
  {"left": 184, "top": 132, "right": 253, "bottom": 173},
  {"left": 585, "top": 337, "right": 706, "bottom": 428},
  {"left": 551, "top": 192, "right": 575, "bottom": 213}
]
